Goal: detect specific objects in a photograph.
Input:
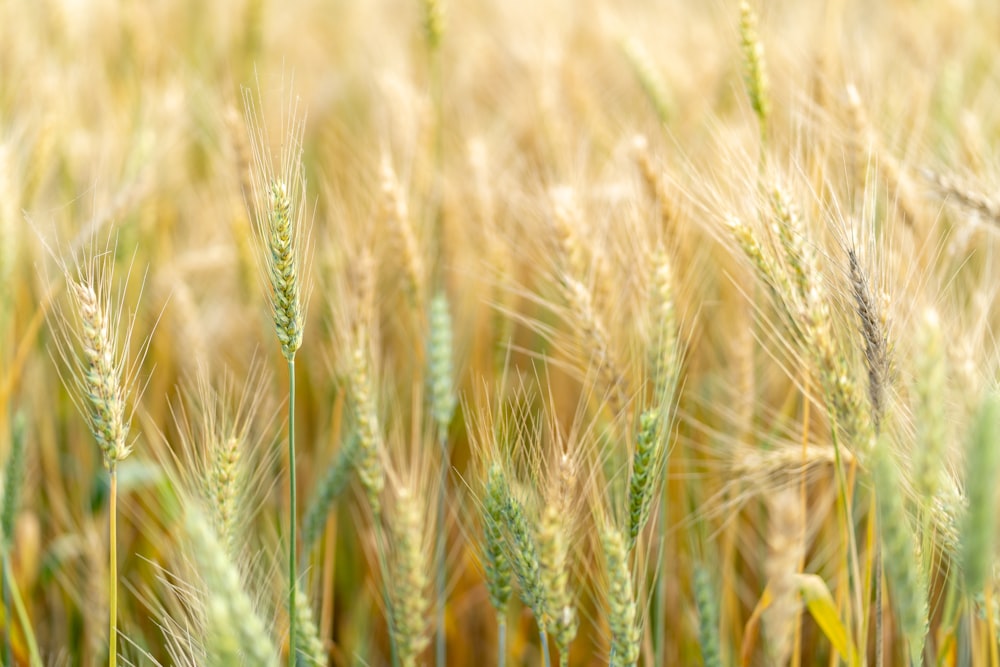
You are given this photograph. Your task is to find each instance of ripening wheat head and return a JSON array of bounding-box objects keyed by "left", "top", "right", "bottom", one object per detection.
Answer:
[
  {"left": 242, "top": 82, "right": 311, "bottom": 361},
  {"left": 164, "top": 365, "right": 280, "bottom": 559},
  {"left": 50, "top": 242, "right": 147, "bottom": 470}
]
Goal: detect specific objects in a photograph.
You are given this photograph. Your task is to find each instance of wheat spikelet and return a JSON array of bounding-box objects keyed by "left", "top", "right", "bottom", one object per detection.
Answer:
[
  {"left": 960, "top": 391, "right": 1000, "bottom": 594},
  {"left": 763, "top": 489, "right": 805, "bottom": 667},
  {"left": 649, "top": 246, "right": 680, "bottom": 408},
  {"left": 389, "top": 485, "right": 431, "bottom": 667},
  {"left": 347, "top": 341, "right": 385, "bottom": 516},
  {"left": 844, "top": 84, "right": 924, "bottom": 229},
  {"left": 292, "top": 582, "right": 328, "bottom": 666},
  {"left": 379, "top": 154, "right": 426, "bottom": 309},
  {"left": 242, "top": 84, "right": 309, "bottom": 361},
  {"left": 501, "top": 485, "right": 544, "bottom": 617},
  {"left": 421, "top": 0, "right": 444, "bottom": 52},
  {"left": 912, "top": 308, "right": 947, "bottom": 502},
  {"left": 537, "top": 501, "right": 577, "bottom": 663},
  {"left": 185, "top": 507, "right": 277, "bottom": 666},
  {"left": 301, "top": 433, "right": 358, "bottom": 553},
  {"left": 549, "top": 187, "right": 590, "bottom": 287},
  {"left": 622, "top": 40, "right": 671, "bottom": 125},
  {"left": 561, "top": 272, "right": 629, "bottom": 416},
  {"left": 739, "top": 0, "right": 770, "bottom": 139},
  {"left": 726, "top": 214, "right": 794, "bottom": 308},
  {"left": 769, "top": 183, "right": 813, "bottom": 305},
  {"left": 797, "top": 242, "right": 872, "bottom": 451},
  {"left": 207, "top": 435, "right": 241, "bottom": 558},
  {"left": 923, "top": 167, "right": 1000, "bottom": 227},
  {"left": 482, "top": 463, "right": 513, "bottom": 615},
  {"left": 632, "top": 137, "right": 677, "bottom": 236},
  {"left": 693, "top": 564, "right": 722, "bottom": 667},
  {"left": 601, "top": 524, "right": 639, "bottom": 667},
  {"left": 626, "top": 410, "right": 660, "bottom": 552},
  {"left": 67, "top": 275, "right": 131, "bottom": 468},
  {"left": 427, "top": 289, "right": 456, "bottom": 430},
  {"left": 872, "top": 435, "right": 928, "bottom": 664},
  {"left": 731, "top": 443, "right": 856, "bottom": 489},
  {"left": 1, "top": 412, "right": 26, "bottom": 553},
  {"left": 846, "top": 248, "right": 889, "bottom": 433}
]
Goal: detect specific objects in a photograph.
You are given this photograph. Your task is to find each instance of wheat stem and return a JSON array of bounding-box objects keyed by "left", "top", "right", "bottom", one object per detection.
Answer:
[
  {"left": 4, "top": 554, "right": 40, "bottom": 667},
  {"left": 654, "top": 492, "right": 667, "bottom": 667},
  {"left": 436, "top": 431, "right": 447, "bottom": 667},
  {"left": 288, "top": 359, "right": 298, "bottom": 666},
  {"left": 497, "top": 614, "right": 507, "bottom": 667},
  {"left": 109, "top": 467, "right": 118, "bottom": 667},
  {"left": 540, "top": 628, "right": 551, "bottom": 667}
]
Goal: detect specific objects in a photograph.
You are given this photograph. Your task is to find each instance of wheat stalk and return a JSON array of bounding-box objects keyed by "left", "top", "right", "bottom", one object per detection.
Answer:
[
  {"left": 243, "top": 81, "right": 311, "bottom": 665},
  {"left": 49, "top": 246, "right": 147, "bottom": 667}
]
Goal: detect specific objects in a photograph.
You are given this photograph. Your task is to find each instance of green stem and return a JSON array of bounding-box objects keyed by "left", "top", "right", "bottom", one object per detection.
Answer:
[
  {"left": 109, "top": 467, "right": 117, "bottom": 667},
  {"left": 4, "top": 554, "right": 40, "bottom": 667},
  {"left": 827, "top": 422, "right": 863, "bottom": 649},
  {"left": 654, "top": 483, "right": 667, "bottom": 665},
  {"left": 497, "top": 615, "right": 506, "bottom": 667},
  {"left": 436, "top": 430, "right": 447, "bottom": 667},
  {"left": 288, "top": 359, "right": 298, "bottom": 667},
  {"left": 373, "top": 517, "right": 399, "bottom": 667},
  {"left": 539, "top": 628, "right": 551, "bottom": 667},
  {"left": 3, "top": 546, "right": 10, "bottom": 667}
]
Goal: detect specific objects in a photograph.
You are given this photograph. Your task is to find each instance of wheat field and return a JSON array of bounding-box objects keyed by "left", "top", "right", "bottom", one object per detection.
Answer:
[{"left": 2, "top": 0, "right": 1000, "bottom": 665}]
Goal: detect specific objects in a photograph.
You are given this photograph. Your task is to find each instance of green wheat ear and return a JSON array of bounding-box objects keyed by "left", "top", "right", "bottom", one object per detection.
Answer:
[
  {"left": 693, "top": 564, "right": 722, "bottom": 667},
  {"left": 961, "top": 391, "right": 1000, "bottom": 595},
  {"left": 185, "top": 507, "right": 278, "bottom": 666},
  {"left": 872, "top": 435, "right": 928, "bottom": 664},
  {"left": 301, "top": 433, "right": 359, "bottom": 555},
  {"left": 292, "top": 583, "right": 328, "bottom": 666},
  {"left": 602, "top": 525, "right": 639, "bottom": 667},
  {"left": 739, "top": 0, "right": 770, "bottom": 141},
  {"left": 482, "top": 464, "right": 513, "bottom": 614},
  {"left": 428, "top": 289, "right": 457, "bottom": 431},
  {"left": 626, "top": 410, "right": 660, "bottom": 552}
]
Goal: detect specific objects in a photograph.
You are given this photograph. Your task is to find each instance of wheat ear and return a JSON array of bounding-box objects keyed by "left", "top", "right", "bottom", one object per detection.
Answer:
[
  {"left": 960, "top": 391, "right": 1000, "bottom": 595},
  {"left": 693, "top": 564, "right": 722, "bottom": 667},
  {"left": 739, "top": 0, "right": 770, "bottom": 146},
  {"left": 301, "top": 433, "right": 359, "bottom": 556},
  {"left": 602, "top": 525, "right": 640, "bottom": 667},
  {"left": 389, "top": 486, "right": 431, "bottom": 667},
  {"left": 627, "top": 410, "right": 661, "bottom": 552},
  {"left": 482, "top": 464, "right": 513, "bottom": 666},
  {"left": 185, "top": 508, "right": 278, "bottom": 666},
  {"left": 872, "top": 435, "right": 928, "bottom": 664}
]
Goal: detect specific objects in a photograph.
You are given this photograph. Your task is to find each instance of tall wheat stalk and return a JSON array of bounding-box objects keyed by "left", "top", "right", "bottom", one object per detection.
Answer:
[
  {"left": 47, "top": 244, "right": 147, "bottom": 667},
  {"left": 243, "top": 83, "right": 310, "bottom": 666}
]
